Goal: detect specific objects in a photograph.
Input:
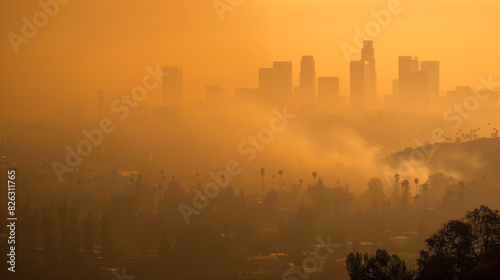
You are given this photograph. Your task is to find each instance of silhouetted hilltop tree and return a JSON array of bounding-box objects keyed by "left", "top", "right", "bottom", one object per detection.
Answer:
[
  {"left": 345, "top": 205, "right": 500, "bottom": 280},
  {"left": 418, "top": 219, "right": 476, "bottom": 279},
  {"left": 418, "top": 205, "right": 500, "bottom": 279},
  {"left": 465, "top": 205, "right": 500, "bottom": 261},
  {"left": 346, "top": 249, "right": 415, "bottom": 280}
]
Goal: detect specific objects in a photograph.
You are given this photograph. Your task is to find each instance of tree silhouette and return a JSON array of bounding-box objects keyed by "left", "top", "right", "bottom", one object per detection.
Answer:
[
  {"left": 414, "top": 178, "right": 420, "bottom": 196},
  {"left": 346, "top": 249, "right": 415, "bottom": 280},
  {"left": 418, "top": 205, "right": 500, "bottom": 279},
  {"left": 312, "top": 171, "right": 317, "bottom": 183},
  {"left": 278, "top": 170, "right": 283, "bottom": 189}
]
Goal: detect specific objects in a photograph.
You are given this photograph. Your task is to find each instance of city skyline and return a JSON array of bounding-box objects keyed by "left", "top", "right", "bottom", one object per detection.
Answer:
[{"left": 1, "top": 0, "right": 499, "bottom": 120}]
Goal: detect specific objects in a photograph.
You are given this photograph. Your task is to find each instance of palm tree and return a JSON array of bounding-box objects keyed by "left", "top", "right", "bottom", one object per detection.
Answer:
[
  {"left": 414, "top": 178, "right": 420, "bottom": 196},
  {"left": 312, "top": 172, "right": 317, "bottom": 183},
  {"left": 260, "top": 168, "right": 265, "bottom": 200}
]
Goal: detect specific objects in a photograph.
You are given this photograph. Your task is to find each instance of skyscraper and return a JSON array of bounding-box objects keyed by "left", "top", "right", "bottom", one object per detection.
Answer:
[
  {"left": 162, "top": 66, "right": 182, "bottom": 108},
  {"left": 398, "top": 56, "right": 429, "bottom": 106},
  {"left": 317, "top": 77, "right": 339, "bottom": 109},
  {"left": 398, "top": 56, "right": 419, "bottom": 76},
  {"left": 361, "top": 40, "right": 377, "bottom": 104},
  {"left": 421, "top": 61, "right": 440, "bottom": 98},
  {"left": 350, "top": 40, "right": 377, "bottom": 107},
  {"left": 273, "top": 61, "right": 293, "bottom": 100},
  {"left": 350, "top": 60, "right": 369, "bottom": 107},
  {"left": 300, "top": 56, "right": 316, "bottom": 101}
]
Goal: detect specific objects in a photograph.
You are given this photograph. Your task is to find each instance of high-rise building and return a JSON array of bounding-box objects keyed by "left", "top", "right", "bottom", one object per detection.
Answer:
[
  {"left": 361, "top": 40, "right": 377, "bottom": 104},
  {"left": 162, "top": 66, "right": 182, "bottom": 107},
  {"left": 273, "top": 61, "right": 293, "bottom": 100},
  {"left": 317, "top": 77, "right": 339, "bottom": 108},
  {"left": 349, "top": 40, "right": 377, "bottom": 107},
  {"left": 350, "top": 60, "right": 369, "bottom": 107},
  {"left": 421, "top": 61, "right": 440, "bottom": 98},
  {"left": 300, "top": 56, "right": 316, "bottom": 101},
  {"left": 398, "top": 56, "right": 430, "bottom": 106},
  {"left": 398, "top": 56, "right": 419, "bottom": 76},
  {"left": 98, "top": 90, "right": 103, "bottom": 119},
  {"left": 206, "top": 85, "right": 225, "bottom": 102}
]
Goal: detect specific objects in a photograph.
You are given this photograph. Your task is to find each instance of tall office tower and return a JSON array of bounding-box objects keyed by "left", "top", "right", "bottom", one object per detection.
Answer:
[
  {"left": 398, "top": 56, "right": 429, "bottom": 106},
  {"left": 206, "top": 85, "right": 225, "bottom": 102},
  {"left": 421, "top": 61, "right": 440, "bottom": 98},
  {"left": 317, "top": 77, "right": 339, "bottom": 109},
  {"left": 361, "top": 40, "right": 377, "bottom": 104},
  {"left": 259, "top": 67, "right": 276, "bottom": 100},
  {"left": 162, "top": 66, "right": 182, "bottom": 107},
  {"left": 398, "top": 56, "right": 419, "bottom": 77},
  {"left": 300, "top": 56, "right": 316, "bottom": 101},
  {"left": 350, "top": 60, "right": 370, "bottom": 107},
  {"left": 98, "top": 90, "right": 103, "bottom": 119},
  {"left": 273, "top": 61, "right": 293, "bottom": 100}
]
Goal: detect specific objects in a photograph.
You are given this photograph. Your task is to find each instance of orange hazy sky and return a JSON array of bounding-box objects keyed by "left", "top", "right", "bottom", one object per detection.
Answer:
[{"left": 1, "top": 0, "right": 499, "bottom": 120}]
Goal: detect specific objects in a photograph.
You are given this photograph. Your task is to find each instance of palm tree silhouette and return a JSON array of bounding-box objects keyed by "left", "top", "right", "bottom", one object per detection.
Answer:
[
  {"left": 312, "top": 172, "right": 317, "bottom": 183},
  {"left": 414, "top": 178, "right": 420, "bottom": 196}
]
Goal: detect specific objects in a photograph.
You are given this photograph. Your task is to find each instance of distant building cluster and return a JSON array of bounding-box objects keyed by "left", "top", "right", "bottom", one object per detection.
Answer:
[{"left": 84, "top": 41, "right": 499, "bottom": 126}]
